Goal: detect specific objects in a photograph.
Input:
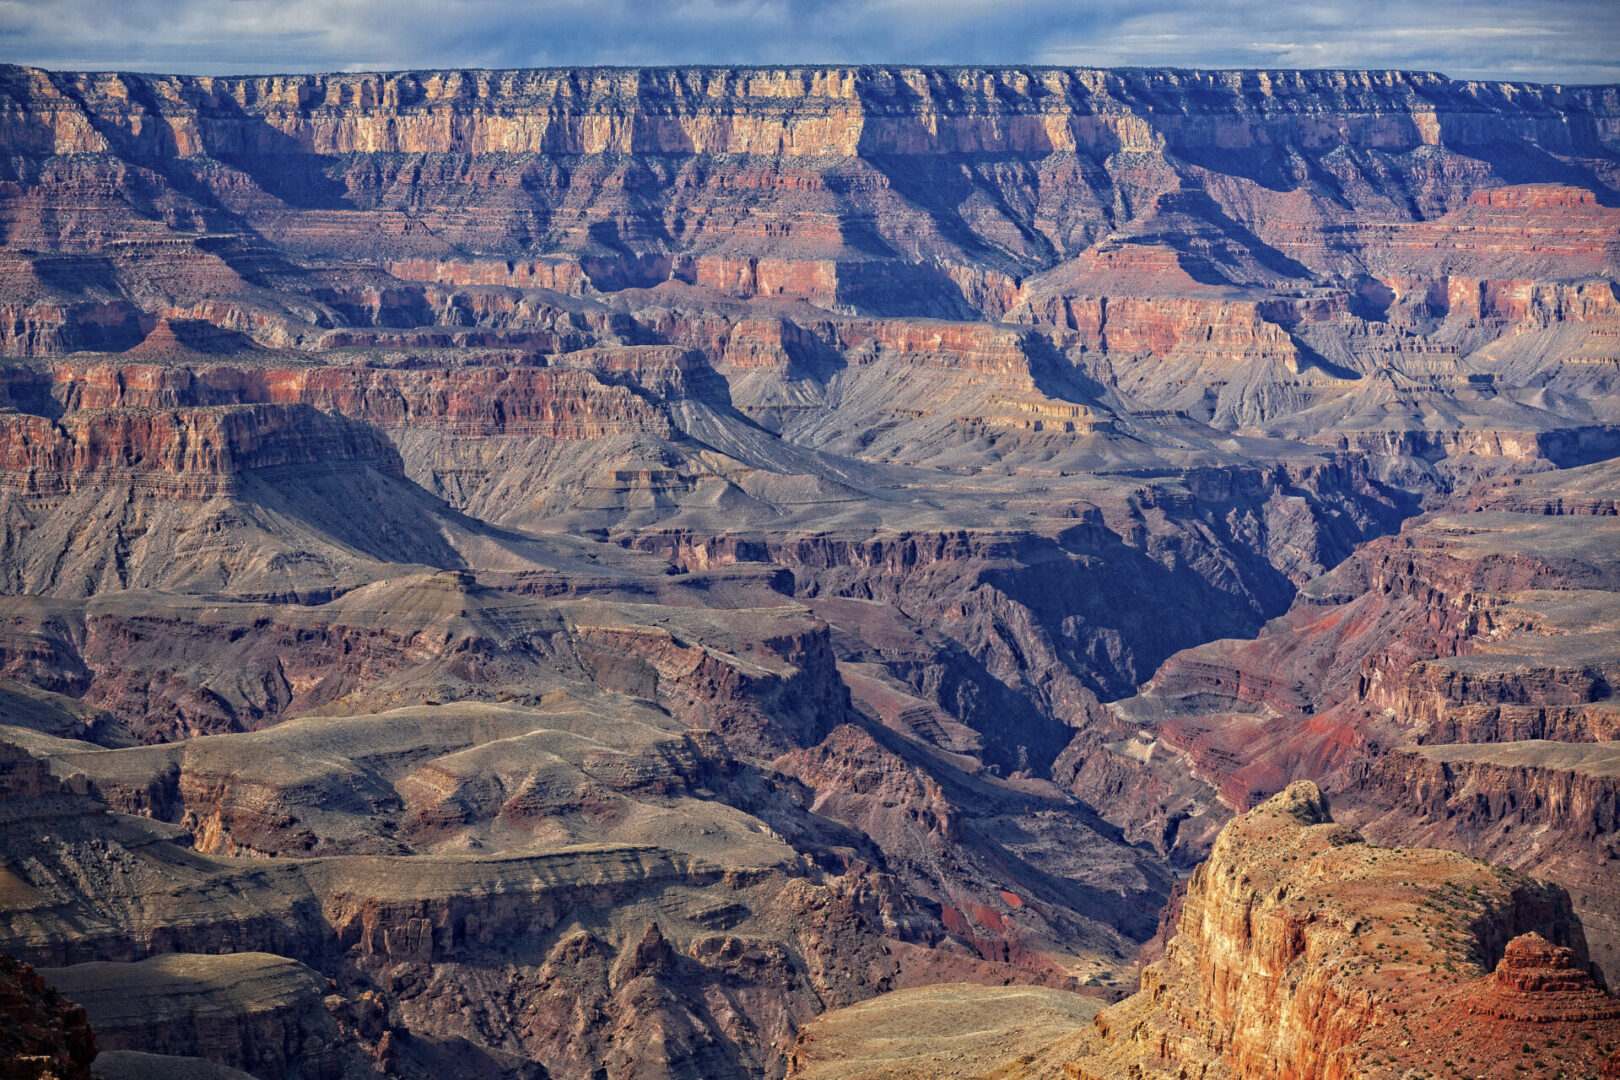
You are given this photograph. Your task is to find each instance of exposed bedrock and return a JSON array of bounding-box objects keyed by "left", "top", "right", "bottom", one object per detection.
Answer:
[
  {"left": 1343, "top": 742, "right": 1620, "bottom": 980},
  {"left": 1062, "top": 782, "right": 1618, "bottom": 1079},
  {"left": 615, "top": 453, "right": 1403, "bottom": 765},
  {"left": 0, "top": 954, "right": 97, "bottom": 1080},
  {"left": 11, "top": 360, "right": 677, "bottom": 440},
  {"left": 788, "top": 782, "right": 1620, "bottom": 1079},
  {"left": 38, "top": 954, "right": 353, "bottom": 1080},
  {"left": 0, "top": 724, "right": 1149, "bottom": 1078},
  {"left": 0, "top": 58, "right": 1617, "bottom": 1080},
  {"left": 1063, "top": 461, "right": 1620, "bottom": 982},
  {"left": 0, "top": 403, "right": 400, "bottom": 497},
  {"left": 0, "top": 350, "right": 1413, "bottom": 768},
  {"left": 4, "top": 66, "right": 1610, "bottom": 158},
  {"left": 0, "top": 583, "right": 846, "bottom": 747}
]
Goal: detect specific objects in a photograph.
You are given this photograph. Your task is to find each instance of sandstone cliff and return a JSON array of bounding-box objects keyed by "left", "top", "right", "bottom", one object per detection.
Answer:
[
  {"left": 1062, "top": 782, "right": 1618, "bottom": 1079},
  {"left": 1065, "top": 458, "right": 1620, "bottom": 979},
  {"left": 787, "top": 782, "right": 1620, "bottom": 1079},
  {"left": 6, "top": 66, "right": 1613, "bottom": 160},
  {"left": 0, "top": 59, "right": 1616, "bottom": 1080}
]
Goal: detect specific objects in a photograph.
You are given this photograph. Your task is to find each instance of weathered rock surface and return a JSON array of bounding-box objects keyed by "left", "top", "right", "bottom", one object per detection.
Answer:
[
  {"left": 788, "top": 784, "right": 1620, "bottom": 1078},
  {"left": 0, "top": 685, "right": 1154, "bottom": 1077},
  {"left": 0, "top": 954, "right": 95, "bottom": 1080},
  {"left": 0, "top": 403, "right": 399, "bottom": 497},
  {"left": 1070, "top": 458, "right": 1620, "bottom": 980},
  {"left": 0, "top": 58, "right": 1617, "bottom": 1080},
  {"left": 1060, "top": 783, "right": 1615, "bottom": 1078},
  {"left": 39, "top": 954, "right": 351, "bottom": 1080}
]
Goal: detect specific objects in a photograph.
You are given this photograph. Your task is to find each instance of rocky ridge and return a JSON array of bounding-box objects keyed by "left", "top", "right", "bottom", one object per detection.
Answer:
[
  {"left": 1064, "top": 459, "right": 1620, "bottom": 980},
  {"left": 787, "top": 783, "right": 1620, "bottom": 1079},
  {"left": 1060, "top": 782, "right": 1615, "bottom": 1079},
  {"left": 0, "top": 60, "right": 1618, "bottom": 1078}
]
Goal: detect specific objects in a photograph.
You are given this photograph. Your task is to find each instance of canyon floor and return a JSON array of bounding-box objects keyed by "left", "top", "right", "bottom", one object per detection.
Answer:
[{"left": 0, "top": 62, "right": 1619, "bottom": 1079}]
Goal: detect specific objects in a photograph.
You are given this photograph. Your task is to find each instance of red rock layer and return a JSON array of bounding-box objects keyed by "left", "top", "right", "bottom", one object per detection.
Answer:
[
  {"left": 0, "top": 403, "right": 398, "bottom": 497},
  {"left": 24, "top": 360, "right": 683, "bottom": 438},
  {"left": 1458, "top": 932, "right": 1620, "bottom": 1022},
  {"left": 1063, "top": 782, "right": 1620, "bottom": 1080}
]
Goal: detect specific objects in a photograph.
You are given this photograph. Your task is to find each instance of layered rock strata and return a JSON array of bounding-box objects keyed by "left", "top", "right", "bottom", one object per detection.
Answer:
[
  {"left": 1061, "top": 783, "right": 1619, "bottom": 1079},
  {"left": 0, "top": 59, "right": 1617, "bottom": 1080}
]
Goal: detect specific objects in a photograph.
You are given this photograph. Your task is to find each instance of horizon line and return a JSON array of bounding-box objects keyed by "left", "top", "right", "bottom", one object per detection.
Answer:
[{"left": 6, "top": 60, "right": 1618, "bottom": 90}]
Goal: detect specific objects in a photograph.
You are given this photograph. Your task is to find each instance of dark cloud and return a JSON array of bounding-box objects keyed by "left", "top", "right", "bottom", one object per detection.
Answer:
[{"left": 2, "top": 0, "right": 1617, "bottom": 83}]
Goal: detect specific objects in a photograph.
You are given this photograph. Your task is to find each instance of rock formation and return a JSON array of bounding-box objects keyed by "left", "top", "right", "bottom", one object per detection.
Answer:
[
  {"left": 1070, "top": 458, "right": 1620, "bottom": 981},
  {"left": 0, "top": 955, "right": 95, "bottom": 1080},
  {"left": 0, "top": 59, "right": 1616, "bottom": 1078},
  {"left": 37, "top": 954, "right": 353, "bottom": 1080},
  {"left": 788, "top": 783, "right": 1620, "bottom": 1078},
  {"left": 1060, "top": 782, "right": 1618, "bottom": 1079}
]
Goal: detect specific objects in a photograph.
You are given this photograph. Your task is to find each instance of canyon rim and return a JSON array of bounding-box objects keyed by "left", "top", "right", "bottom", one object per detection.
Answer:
[{"left": 0, "top": 22, "right": 1619, "bottom": 1080}]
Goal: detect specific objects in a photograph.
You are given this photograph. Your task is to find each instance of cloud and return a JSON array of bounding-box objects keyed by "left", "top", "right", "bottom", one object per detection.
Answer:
[{"left": 1, "top": 0, "right": 1616, "bottom": 82}]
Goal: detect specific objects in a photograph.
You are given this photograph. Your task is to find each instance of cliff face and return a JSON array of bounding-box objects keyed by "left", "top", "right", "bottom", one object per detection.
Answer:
[
  {"left": 0, "top": 579, "right": 851, "bottom": 746},
  {"left": 1063, "top": 782, "right": 1620, "bottom": 1080},
  {"left": 788, "top": 783, "right": 1620, "bottom": 1079},
  {"left": 3, "top": 60, "right": 1618, "bottom": 504},
  {"left": 1067, "top": 459, "right": 1620, "bottom": 980},
  {"left": 0, "top": 60, "right": 1617, "bottom": 1080},
  {"left": 0, "top": 955, "right": 96, "bottom": 1080},
  {"left": 0, "top": 404, "right": 400, "bottom": 497},
  {"left": 3, "top": 62, "right": 1617, "bottom": 295},
  {"left": 0, "top": 702, "right": 1153, "bottom": 1078},
  {"left": 37, "top": 953, "right": 351, "bottom": 1080},
  {"left": 1344, "top": 742, "right": 1620, "bottom": 991},
  {"left": 5, "top": 65, "right": 1615, "bottom": 159},
  {"left": 26, "top": 361, "right": 677, "bottom": 440}
]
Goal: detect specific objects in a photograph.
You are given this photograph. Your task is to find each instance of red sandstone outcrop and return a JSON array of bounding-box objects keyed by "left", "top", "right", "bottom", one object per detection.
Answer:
[
  {"left": 1457, "top": 931, "right": 1620, "bottom": 1022},
  {"left": 1344, "top": 741, "right": 1620, "bottom": 983},
  {"left": 24, "top": 361, "right": 675, "bottom": 439},
  {"left": 0, "top": 302, "right": 145, "bottom": 359},
  {"left": 788, "top": 784, "right": 1620, "bottom": 1078},
  {"left": 1061, "top": 782, "right": 1619, "bottom": 1079},
  {"left": 0, "top": 57, "right": 1616, "bottom": 1080},
  {"left": 0, "top": 404, "right": 398, "bottom": 497},
  {"left": 1067, "top": 462, "right": 1620, "bottom": 983}
]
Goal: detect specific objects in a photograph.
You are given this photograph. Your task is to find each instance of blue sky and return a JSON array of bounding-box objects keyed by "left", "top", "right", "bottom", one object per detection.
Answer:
[{"left": 3, "top": 0, "right": 1618, "bottom": 83}]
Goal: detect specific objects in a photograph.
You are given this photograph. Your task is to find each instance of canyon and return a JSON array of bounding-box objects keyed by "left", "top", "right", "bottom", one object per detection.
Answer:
[
  {"left": 792, "top": 783, "right": 1620, "bottom": 1079},
  {"left": 0, "top": 62, "right": 1617, "bottom": 1077}
]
